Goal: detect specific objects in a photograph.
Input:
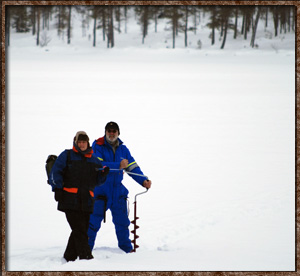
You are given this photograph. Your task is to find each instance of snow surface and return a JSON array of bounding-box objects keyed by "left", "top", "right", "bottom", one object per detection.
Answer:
[{"left": 5, "top": 8, "right": 295, "bottom": 272}]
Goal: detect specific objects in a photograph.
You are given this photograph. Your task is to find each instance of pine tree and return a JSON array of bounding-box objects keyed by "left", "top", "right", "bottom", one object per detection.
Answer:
[
  {"left": 241, "top": 6, "right": 255, "bottom": 40},
  {"left": 36, "top": 6, "right": 41, "bottom": 46},
  {"left": 206, "top": 6, "right": 220, "bottom": 45},
  {"left": 250, "top": 6, "right": 261, "bottom": 48},
  {"left": 55, "top": 6, "right": 69, "bottom": 40},
  {"left": 233, "top": 7, "right": 239, "bottom": 39},
  {"left": 219, "top": 6, "right": 234, "bottom": 49},
  {"left": 67, "top": 6, "right": 72, "bottom": 44},
  {"left": 182, "top": 6, "right": 197, "bottom": 47},
  {"left": 163, "top": 6, "right": 184, "bottom": 49},
  {"left": 11, "top": 6, "right": 31, "bottom": 33},
  {"left": 88, "top": 6, "right": 101, "bottom": 47},
  {"left": 107, "top": 6, "right": 114, "bottom": 48},
  {"left": 135, "top": 6, "right": 150, "bottom": 44},
  {"left": 270, "top": 6, "right": 279, "bottom": 37}
]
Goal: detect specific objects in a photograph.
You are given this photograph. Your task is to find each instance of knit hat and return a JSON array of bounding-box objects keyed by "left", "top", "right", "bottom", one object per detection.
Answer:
[
  {"left": 105, "top": 122, "right": 120, "bottom": 134},
  {"left": 74, "top": 131, "right": 89, "bottom": 145}
]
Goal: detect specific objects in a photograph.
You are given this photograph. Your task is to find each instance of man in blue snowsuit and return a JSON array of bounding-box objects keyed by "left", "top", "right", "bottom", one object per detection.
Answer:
[{"left": 88, "top": 122, "right": 152, "bottom": 253}]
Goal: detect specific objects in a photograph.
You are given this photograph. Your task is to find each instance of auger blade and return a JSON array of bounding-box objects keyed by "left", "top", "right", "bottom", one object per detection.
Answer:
[{"left": 130, "top": 188, "right": 149, "bottom": 252}]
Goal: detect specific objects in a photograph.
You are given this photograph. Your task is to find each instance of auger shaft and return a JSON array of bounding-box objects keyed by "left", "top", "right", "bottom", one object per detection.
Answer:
[
  {"left": 131, "top": 200, "right": 140, "bottom": 252},
  {"left": 131, "top": 188, "right": 148, "bottom": 252}
]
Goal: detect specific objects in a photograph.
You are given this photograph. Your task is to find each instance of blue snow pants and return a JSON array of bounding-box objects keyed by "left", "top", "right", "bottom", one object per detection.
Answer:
[{"left": 88, "top": 195, "right": 133, "bottom": 253}]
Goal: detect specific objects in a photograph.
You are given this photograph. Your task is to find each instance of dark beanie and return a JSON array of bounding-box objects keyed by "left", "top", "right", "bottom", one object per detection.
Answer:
[{"left": 105, "top": 122, "right": 120, "bottom": 134}]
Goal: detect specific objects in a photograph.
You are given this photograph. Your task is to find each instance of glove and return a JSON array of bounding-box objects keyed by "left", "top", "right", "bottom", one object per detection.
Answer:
[
  {"left": 101, "top": 166, "right": 110, "bottom": 177},
  {"left": 54, "top": 188, "right": 63, "bottom": 202}
]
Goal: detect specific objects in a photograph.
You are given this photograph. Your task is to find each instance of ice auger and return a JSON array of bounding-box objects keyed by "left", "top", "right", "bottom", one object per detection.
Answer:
[
  {"left": 131, "top": 187, "right": 148, "bottom": 252},
  {"left": 96, "top": 168, "right": 150, "bottom": 252}
]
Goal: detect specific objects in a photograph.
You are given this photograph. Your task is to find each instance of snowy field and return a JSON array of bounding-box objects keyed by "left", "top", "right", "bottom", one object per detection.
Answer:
[{"left": 5, "top": 9, "right": 295, "bottom": 272}]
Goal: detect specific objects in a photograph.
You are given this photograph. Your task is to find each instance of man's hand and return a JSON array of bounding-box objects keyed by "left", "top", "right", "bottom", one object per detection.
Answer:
[
  {"left": 120, "top": 159, "right": 128, "bottom": 169},
  {"left": 143, "top": 180, "right": 152, "bottom": 189}
]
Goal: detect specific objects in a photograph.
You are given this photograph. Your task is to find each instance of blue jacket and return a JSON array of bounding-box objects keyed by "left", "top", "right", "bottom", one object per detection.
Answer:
[
  {"left": 49, "top": 148, "right": 106, "bottom": 212},
  {"left": 92, "top": 136, "right": 145, "bottom": 204}
]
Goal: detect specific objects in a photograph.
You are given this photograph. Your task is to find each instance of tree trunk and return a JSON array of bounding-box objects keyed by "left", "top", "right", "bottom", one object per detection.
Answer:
[
  {"left": 193, "top": 7, "right": 197, "bottom": 34},
  {"left": 265, "top": 7, "right": 268, "bottom": 28},
  {"left": 250, "top": 9, "right": 261, "bottom": 47},
  {"left": 220, "top": 21, "right": 224, "bottom": 37},
  {"left": 184, "top": 6, "right": 188, "bottom": 47},
  {"left": 93, "top": 15, "right": 96, "bottom": 47},
  {"left": 117, "top": 6, "right": 121, "bottom": 33},
  {"left": 241, "top": 14, "right": 245, "bottom": 34},
  {"left": 142, "top": 6, "right": 148, "bottom": 44},
  {"left": 111, "top": 7, "right": 114, "bottom": 47},
  {"left": 273, "top": 8, "right": 279, "bottom": 36},
  {"left": 67, "top": 6, "right": 71, "bottom": 44},
  {"left": 220, "top": 19, "right": 228, "bottom": 49},
  {"left": 102, "top": 9, "right": 106, "bottom": 41},
  {"left": 244, "top": 15, "right": 248, "bottom": 39},
  {"left": 107, "top": 6, "right": 114, "bottom": 48},
  {"left": 287, "top": 7, "right": 291, "bottom": 32},
  {"left": 57, "top": 6, "right": 61, "bottom": 37},
  {"left": 124, "top": 6, "right": 127, "bottom": 33},
  {"left": 172, "top": 17, "right": 176, "bottom": 48},
  {"left": 233, "top": 9, "right": 238, "bottom": 39},
  {"left": 36, "top": 7, "right": 40, "bottom": 46},
  {"left": 154, "top": 9, "right": 158, "bottom": 33},
  {"left": 32, "top": 6, "right": 36, "bottom": 35}
]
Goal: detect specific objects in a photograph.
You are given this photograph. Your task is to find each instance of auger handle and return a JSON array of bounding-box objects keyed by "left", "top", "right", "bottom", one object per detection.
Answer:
[{"left": 134, "top": 188, "right": 148, "bottom": 202}]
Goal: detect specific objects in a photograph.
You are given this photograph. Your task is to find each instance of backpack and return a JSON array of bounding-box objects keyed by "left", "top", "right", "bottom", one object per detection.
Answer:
[{"left": 45, "top": 150, "right": 71, "bottom": 185}]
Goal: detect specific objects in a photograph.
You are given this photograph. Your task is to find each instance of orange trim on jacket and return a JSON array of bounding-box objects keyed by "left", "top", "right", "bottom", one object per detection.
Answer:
[
  {"left": 63, "top": 187, "right": 78, "bottom": 193},
  {"left": 72, "top": 146, "right": 94, "bottom": 158},
  {"left": 63, "top": 187, "right": 94, "bottom": 197}
]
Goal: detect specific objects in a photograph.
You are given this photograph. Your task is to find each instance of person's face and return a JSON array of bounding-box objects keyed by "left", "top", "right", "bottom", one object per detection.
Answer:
[
  {"left": 106, "top": 129, "right": 119, "bottom": 143},
  {"left": 77, "top": 140, "right": 88, "bottom": 151}
]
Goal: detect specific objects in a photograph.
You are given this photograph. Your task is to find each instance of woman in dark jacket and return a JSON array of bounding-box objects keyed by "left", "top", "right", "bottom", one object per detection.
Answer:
[{"left": 49, "top": 131, "right": 109, "bottom": 262}]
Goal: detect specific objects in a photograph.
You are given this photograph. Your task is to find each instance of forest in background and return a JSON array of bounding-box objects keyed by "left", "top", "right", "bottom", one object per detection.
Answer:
[{"left": 5, "top": 5, "right": 295, "bottom": 49}]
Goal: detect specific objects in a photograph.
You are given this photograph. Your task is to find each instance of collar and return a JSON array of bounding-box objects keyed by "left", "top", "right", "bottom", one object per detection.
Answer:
[
  {"left": 96, "top": 136, "right": 123, "bottom": 146},
  {"left": 72, "top": 143, "right": 93, "bottom": 158}
]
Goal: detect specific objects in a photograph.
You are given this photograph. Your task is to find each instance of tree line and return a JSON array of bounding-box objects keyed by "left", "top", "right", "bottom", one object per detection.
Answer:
[{"left": 5, "top": 5, "right": 295, "bottom": 49}]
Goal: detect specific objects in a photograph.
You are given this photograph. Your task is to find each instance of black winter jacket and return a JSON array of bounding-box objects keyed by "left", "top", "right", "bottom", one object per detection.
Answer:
[{"left": 49, "top": 147, "right": 107, "bottom": 213}]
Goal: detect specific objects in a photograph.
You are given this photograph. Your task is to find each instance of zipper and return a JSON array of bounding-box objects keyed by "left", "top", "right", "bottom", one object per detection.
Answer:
[{"left": 80, "top": 155, "right": 87, "bottom": 211}]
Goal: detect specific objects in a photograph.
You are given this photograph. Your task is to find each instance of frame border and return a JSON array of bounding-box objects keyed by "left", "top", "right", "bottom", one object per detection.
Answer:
[{"left": 1, "top": 1, "right": 298, "bottom": 275}]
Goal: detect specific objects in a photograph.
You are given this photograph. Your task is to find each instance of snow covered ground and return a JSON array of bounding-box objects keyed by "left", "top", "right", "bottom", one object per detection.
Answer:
[{"left": 5, "top": 7, "right": 295, "bottom": 272}]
